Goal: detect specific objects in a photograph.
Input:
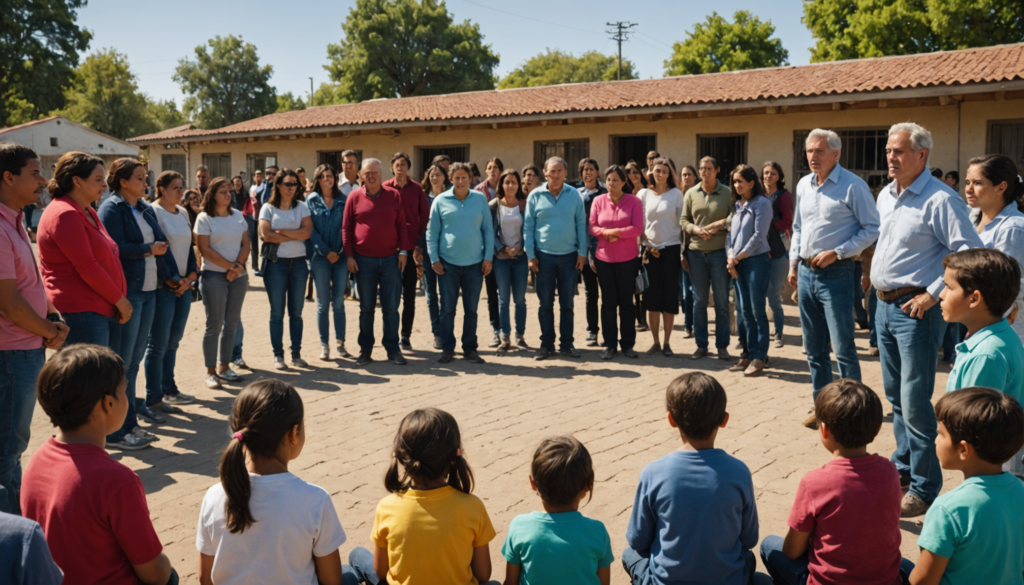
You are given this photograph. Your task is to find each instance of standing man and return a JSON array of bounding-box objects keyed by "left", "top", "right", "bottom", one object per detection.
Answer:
[
  {"left": 426, "top": 162, "right": 494, "bottom": 364},
  {"left": 258, "top": 165, "right": 278, "bottom": 206},
  {"left": 524, "top": 156, "right": 588, "bottom": 360},
  {"left": 339, "top": 151, "right": 360, "bottom": 197},
  {"left": 246, "top": 170, "right": 263, "bottom": 272},
  {"left": 869, "top": 122, "right": 984, "bottom": 517},
  {"left": 342, "top": 158, "right": 411, "bottom": 366},
  {"left": 383, "top": 152, "right": 429, "bottom": 351},
  {"left": 195, "top": 165, "right": 211, "bottom": 199},
  {"left": 0, "top": 143, "right": 69, "bottom": 514},
  {"left": 788, "top": 129, "right": 880, "bottom": 427}
]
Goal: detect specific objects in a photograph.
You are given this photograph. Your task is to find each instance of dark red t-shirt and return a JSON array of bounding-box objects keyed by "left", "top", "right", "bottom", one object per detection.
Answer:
[
  {"left": 342, "top": 185, "right": 410, "bottom": 258},
  {"left": 383, "top": 178, "right": 429, "bottom": 251},
  {"left": 788, "top": 454, "right": 903, "bottom": 585},
  {"left": 21, "top": 437, "right": 163, "bottom": 585}
]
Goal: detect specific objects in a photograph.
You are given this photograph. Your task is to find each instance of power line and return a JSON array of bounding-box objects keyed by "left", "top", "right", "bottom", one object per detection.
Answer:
[{"left": 605, "top": 21, "right": 637, "bottom": 81}]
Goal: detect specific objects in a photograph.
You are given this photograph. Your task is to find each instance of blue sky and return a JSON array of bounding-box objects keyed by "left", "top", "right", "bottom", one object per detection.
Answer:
[{"left": 78, "top": 0, "right": 815, "bottom": 106}]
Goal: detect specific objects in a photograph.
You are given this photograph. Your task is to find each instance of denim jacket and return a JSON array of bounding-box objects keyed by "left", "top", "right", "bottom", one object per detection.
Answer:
[
  {"left": 98, "top": 193, "right": 178, "bottom": 291},
  {"left": 306, "top": 191, "right": 347, "bottom": 259}
]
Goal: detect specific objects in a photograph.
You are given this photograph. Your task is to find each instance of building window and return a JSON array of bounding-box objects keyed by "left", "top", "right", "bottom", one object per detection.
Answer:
[
  {"left": 609, "top": 134, "right": 657, "bottom": 167},
  {"left": 793, "top": 128, "right": 889, "bottom": 193},
  {"left": 162, "top": 154, "right": 186, "bottom": 176},
  {"left": 697, "top": 134, "right": 747, "bottom": 185},
  {"left": 988, "top": 120, "right": 1024, "bottom": 170},
  {"left": 318, "top": 150, "right": 362, "bottom": 173},
  {"left": 202, "top": 153, "right": 231, "bottom": 181},
  {"left": 245, "top": 153, "right": 277, "bottom": 187},
  {"left": 416, "top": 145, "right": 470, "bottom": 180},
  {"left": 534, "top": 139, "right": 590, "bottom": 182},
  {"left": 50, "top": 137, "right": 58, "bottom": 147}
]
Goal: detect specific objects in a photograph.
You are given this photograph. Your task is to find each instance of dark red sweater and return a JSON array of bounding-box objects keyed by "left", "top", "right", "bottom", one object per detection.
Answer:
[
  {"left": 383, "top": 178, "right": 429, "bottom": 251},
  {"left": 342, "top": 185, "right": 410, "bottom": 258}
]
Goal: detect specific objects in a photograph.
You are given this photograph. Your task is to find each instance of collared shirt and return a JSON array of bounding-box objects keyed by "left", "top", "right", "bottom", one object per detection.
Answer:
[
  {"left": 790, "top": 164, "right": 879, "bottom": 265},
  {"left": 727, "top": 196, "right": 773, "bottom": 260},
  {"left": 426, "top": 189, "right": 494, "bottom": 266},
  {"left": 871, "top": 170, "right": 983, "bottom": 298},
  {"left": 680, "top": 181, "right": 733, "bottom": 252},
  {"left": 945, "top": 319, "right": 1024, "bottom": 404},
  {"left": 383, "top": 178, "right": 429, "bottom": 251},
  {"left": 523, "top": 182, "right": 588, "bottom": 260},
  {"left": 339, "top": 175, "right": 359, "bottom": 197},
  {"left": 306, "top": 192, "right": 347, "bottom": 258},
  {"left": 0, "top": 202, "right": 47, "bottom": 350},
  {"left": 974, "top": 202, "right": 1024, "bottom": 344},
  {"left": 474, "top": 180, "right": 497, "bottom": 201}
]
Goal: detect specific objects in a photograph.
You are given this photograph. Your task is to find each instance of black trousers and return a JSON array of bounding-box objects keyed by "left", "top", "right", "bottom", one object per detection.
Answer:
[
  {"left": 581, "top": 263, "right": 600, "bottom": 335},
  {"left": 485, "top": 271, "right": 499, "bottom": 334},
  {"left": 400, "top": 255, "right": 418, "bottom": 338},
  {"left": 596, "top": 257, "right": 639, "bottom": 351}
]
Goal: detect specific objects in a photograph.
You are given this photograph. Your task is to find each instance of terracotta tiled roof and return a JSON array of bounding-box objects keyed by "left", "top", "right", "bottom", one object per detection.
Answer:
[{"left": 129, "top": 43, "right": 1024, "bottom": 143}]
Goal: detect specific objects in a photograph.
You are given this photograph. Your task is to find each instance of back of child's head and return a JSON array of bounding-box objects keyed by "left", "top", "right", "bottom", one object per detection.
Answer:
[
  {"left": 36, "top": 344, "right": 124, "bottom": 431},
  {"left": 385, "top": 408, "right": 474, "bottom": 494},
  {"left": 814, "top": 379, "right": 884, "bottom": 448},
  {"left": 666, "top": 372, "right": 727, "bottom": 441},
  {"left": 531, "top": 436, "right": 594, "bottom": 506},
  {"left": 220, "top": 379, "right": 304, "bottom": 534},
  {"left": 935, "top": 387, "right": 1024, "bottom": 465},
  {"left": 943, "top": 249, "right": 1022, "bottom": 317}
]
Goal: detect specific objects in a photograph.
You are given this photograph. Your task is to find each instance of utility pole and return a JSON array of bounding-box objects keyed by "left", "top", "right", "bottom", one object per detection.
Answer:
[
  {"left": 605, "top": 21, "right": 637, "bottom": 81},
  {"left": 309, "top": 77, "right": 314, "bottom": 107}
]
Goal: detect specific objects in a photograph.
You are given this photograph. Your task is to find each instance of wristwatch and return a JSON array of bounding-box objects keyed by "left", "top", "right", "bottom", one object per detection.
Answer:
[{"left": 835, "top": 249, "right": 844, "bottom": 261}]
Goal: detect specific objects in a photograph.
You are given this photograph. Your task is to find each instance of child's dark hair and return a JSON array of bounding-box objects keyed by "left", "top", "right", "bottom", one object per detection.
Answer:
[
  {"left": 385, "top": 408, "right": 474, "bottom": 494},
  {"left": 666, "top": 372, "right": 727, "bottom": 441},
  {"left": 36, "top": 344, "right": 125, "bottom": 430},
  {"left": 935, "top": 387, "right": 1024, "bottom": 465},
  {"left": 220, "top": 379, "right": 304, "bottom": 533},
  {"left": 531, "top": 436, "right": 594, "bottom": 507},
  {"left": 814, "top": 379, "right": 883, "bottom": 448},
  {"left": 943, "top": 248, "right": 1022, "bottom": 317}
]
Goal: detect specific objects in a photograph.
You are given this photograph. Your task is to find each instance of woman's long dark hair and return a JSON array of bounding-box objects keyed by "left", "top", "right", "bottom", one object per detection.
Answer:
[
  {"left": 762, "top": 161, "right": 786, "bottom": 192},
  {"left": 650, "top": 157, "right": 678, "bottom": 190},
  {"left": 201, "top": 177, "right": 231, "bottom": 215},
  {"left": 384, "top": 408, "right": 474, "bottom": 494},
  {"left": 495, "top": 169, "right": 524, "bottom": 201},
  {"left": 310, "top": 163, "right": 342, "bottom": 199},
  {"left": 219, "top": 379, "right": 304, "bottom": 533},
  {"left": 624, "top": 160, "right": 648, "bottom": 191},
  {"left": 968, "top": 154, "right": 1024, "bottom": 216},
  {"left": 730, "top": 164, "right": 766, "bottom": 203},
  {"left": 268, "top": 168, "right": 303, "bottom": 209},
  {"left": 421, "top": 164, "right": 449, "bottom": 192}
]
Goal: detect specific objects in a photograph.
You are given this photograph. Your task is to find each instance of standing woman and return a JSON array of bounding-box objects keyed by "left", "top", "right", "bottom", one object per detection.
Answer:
[
  {"left": 195, "top": 177, "right": 249, "bottom": 389},
  {"left": 145, "top": 171, "right": 198, "bottom": 414},
  {"left": 489, "top": 169, "right": 530, "bottom": 352},
  {"left": 590, "top": 165, "right": 643, "bottom": 360},
  {"left": 521, "top": 165, "right": 542, "bottom": 197},
  {"left": 762, "top": 161, "right": 793, "bottom": 348},
  {"left": 679, "top": 164, "right": 698, "bottom": 339},
  {"left": 419, "top": 164, "right": 448, "bottom": 348},
  {"left": 259, "top": 169, "right": 312, "bottom": 369},
  {"left": 475, "top": 157, "right": 503, "bottom": 201},
  {"left": 307, "top": 164, "right": 351, "bottom": 361},
  {"left": 637, "top": 158, "right": 684, "bottom": 356},
  {"left": 578, "top": 158, "right": 605, "bottom": 348},
  {"left": 476, "top": 157, "right": 504, "bottom": 348},
  {"left": 625, "top": 161, "right": 650, "bottom": 331},
  {"left": 183, "top": 188, "right": 202, "bottom": 227},
  {"left": 726, "top": 165, "right": 773, "bottom": 377}
]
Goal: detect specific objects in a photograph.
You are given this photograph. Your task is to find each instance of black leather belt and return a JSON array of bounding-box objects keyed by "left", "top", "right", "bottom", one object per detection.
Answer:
[{"left": 799, "top": 258, "right": 851, "bottom": 269}]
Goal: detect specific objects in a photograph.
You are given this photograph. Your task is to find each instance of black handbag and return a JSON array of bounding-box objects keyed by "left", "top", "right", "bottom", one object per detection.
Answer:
[{"left": 260, "top": 242, "right": 279, "bottom": 274}]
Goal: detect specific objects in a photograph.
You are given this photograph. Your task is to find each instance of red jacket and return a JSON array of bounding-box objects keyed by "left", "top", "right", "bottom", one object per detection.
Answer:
[
  {"left": 383, "top": 178, "right": 429, "bottom": 251},
  {"left": 342, "top": 185, "right": 411, "bottom": 258}
]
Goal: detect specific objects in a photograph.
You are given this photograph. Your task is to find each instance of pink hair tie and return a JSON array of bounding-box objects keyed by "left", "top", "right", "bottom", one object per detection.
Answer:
[{"left": 233, "top": 432, "right": 244, "bottom": 442}]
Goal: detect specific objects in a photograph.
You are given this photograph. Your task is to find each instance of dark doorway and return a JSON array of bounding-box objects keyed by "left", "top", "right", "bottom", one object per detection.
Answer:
[
  {"left": 416, "top": 145, "right": 470, "bottom": 179},
  {"left": 697, "top": 134, "right": 748, "bottom": 184},
  {"left": 610, "top": 134, "right": 657, "bottom": 167}
]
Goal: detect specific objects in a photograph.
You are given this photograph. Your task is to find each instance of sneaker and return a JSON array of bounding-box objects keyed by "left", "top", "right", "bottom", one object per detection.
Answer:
[
  {"left": 803, "top": 413, "right": 819, "bottom": 429},
  {"left": 497, "top": 333, "right": 512, "bottom": 353},
  {"left": 774, "top": 338, "right": 784, "bottom": 349},
  {"left": 336, "top": 343, "right": 352, "bottom": 359},
  {"left": 273, "top": 357, "right": 287, "bottom": 370},
  {"left": 717, "top": 347, "right": 732, "bottom": 360},
  {"left": 159, "top": 403, "right": 183, "bottom": 414},
  {"left": 488, "top": 332, "right": 501, "bottom": 348},
  {"left": 868, "top": 346, "right": 880, "bottom": 356},
  {"left": 601, "top": 348, "right": 617, "bottom": 360},
  {"left": 131, "top": 427, "right": 159, "bottom": 442},
  {"left": 400, "top": 337, "right": 412, "bottom": 351},
  {"left": 232, "top": 357, "right": 250, "bottom": 370},
  {"left": 464, "top": 350, "right": 485, "bottom": 364},
  {"left": 105, "top": 434, "right": 151, "bottom": 451},
  {"left": 136, "top": 404, "right": 166, "bottom": 424},
  {"left": 622, "top": 348, "right": 639, "bottom": 358},
  {"left": 433, "top": 336, "right": 443, "bottom": 350},
  {"left": 901, "top": 493, "right": 931, "bottom": 517},
  {"left": 292, "top": 356, "right": 308, "bottom": 368},
  {"left": 559, "top": 346, "right": 581, "bottom": 358},
  {"left": 355, "top": 353, "right": 373, "bottom": 366},
  {"left": 534, "top": 348, "right": 552, "bottom": 361},
  {"left": 388, "top": 352, "right": 407, "bottom": 365},
  {"left": 743, "top": 359, "right": 765, "bottom": 377},
  {"left": 216, "top": 369, "right": 243, "bottom": 383},
  {"left": 662, "top": 344, "right": 674, "bottom": 357},
  {"left": 646, "top": 343, "right": 662, "bottom": 356},
  {"left": 691, "top": 347, "right": 708, "bottom": 359},
  {"left": 438, "top": 350, "right": 454, "bottom": 364},
  {"left": 163, "top": 393, "right": 195, "bottom": 405},
  {"left": 320, "top": 345, "right": 331, "bottom": 361},
  {"left": 515, "top": 334, "right": 530, "bottom": 350},
  {"left": 586, "top": 333, "right": 598, "bottom": 347},
  {"left": 206, "top": 374, "right": 222, "bottom": 389}
]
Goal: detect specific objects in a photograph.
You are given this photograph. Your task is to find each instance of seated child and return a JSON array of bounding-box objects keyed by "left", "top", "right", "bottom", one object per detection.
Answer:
[
  {"left": 501, "top": 436, "right": 614, "bottom": 585},
  {"left": 21, "top": 344, "right": 177, "bottom": 585},
  {"left": 910, "top": 387, "right": 1024, "bottom": 585},
  {"left": 760, "top": 379, "right": 907, "bottom": 585},
  {"left": 623, "top": 372, "right": 759, "bottom": 585},
  {"left": 349, "top": 408, "right": 496, "bottom": 585},
  {"left": 0, "top": 511, "right": 63, "bottom": 584},
  {"left": 196, "top": 379, "right": 351, "bottom": 585}
]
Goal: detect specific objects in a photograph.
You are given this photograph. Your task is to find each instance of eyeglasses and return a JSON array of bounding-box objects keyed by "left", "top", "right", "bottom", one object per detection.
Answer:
[{"left": 281, "top": 182, "right": 299, "bottom": 188}]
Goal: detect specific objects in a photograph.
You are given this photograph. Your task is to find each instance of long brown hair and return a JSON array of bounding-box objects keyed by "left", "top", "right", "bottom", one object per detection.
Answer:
[
  {"left": 624, "top": 160, "right": 648, "bottom": 190},
  {"left": 310, "top": 163, "right": 342, "bottom": 199},
  {"left": 202, "top": 177, "right": 232, "bottom": 215},
  {"left": 729, "top": 164, "right": 765, "bottom": 203},
  {"left": 268, "top": 168, "right": 303, "bottom": 209},
  {"left": 384, "top": 408, "right": 474, "bottom": 494},
  {"left": 495, "top": 169, "right": 524, "bottom": 201},
  {"left": 155, "top": 171, "right": 184, "bottom": 200}
]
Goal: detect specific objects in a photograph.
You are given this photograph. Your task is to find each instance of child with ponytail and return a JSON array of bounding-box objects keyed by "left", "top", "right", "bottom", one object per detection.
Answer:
[
  {"left": 196, "top": 379, "right": 355, "bottom": 585},
  {"left": 349, "top": 408, "right": 497, "bottom": 585}
]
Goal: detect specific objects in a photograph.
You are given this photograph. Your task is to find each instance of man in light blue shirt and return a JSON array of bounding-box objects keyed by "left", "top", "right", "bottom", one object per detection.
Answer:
[
  {"left": 788, "top": 129, "right": 880, "bottom": 412},
  {"left": 524, "top": 156, "right": 588, "bottom": 360},
  {"left": 426, "top": 162, "right": 494, "bottom": 364},
  {"left": 868, "top": 122, "right": 984, "bottom": 517}
]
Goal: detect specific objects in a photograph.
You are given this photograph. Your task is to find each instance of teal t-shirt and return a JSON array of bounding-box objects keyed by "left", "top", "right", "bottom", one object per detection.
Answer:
[
  {"left": 501, "top": 510, "right": 614, "bottom": 585},
  {"left": 917, "top": 473, "right": 1024, "bottom": 585},
  {"left": 945, "top": 319, "right": 1024, "bottom": 405}
]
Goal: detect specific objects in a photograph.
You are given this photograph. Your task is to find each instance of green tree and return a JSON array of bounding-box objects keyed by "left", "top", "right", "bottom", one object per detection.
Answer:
[
  {"left": 664, "top": 11, "right": 789, "bottom": 76},
  {"left": 173, "top": 35, "right": 276, "bottom": 129},
  {"left": 55, "top": 49, "right": 159, "bottom": 140},
  {"left": 312, "top": 82, "right": 348, "bottom": 106},
  {"left": 325, "top": 0, "right": 499, "bottom": 102},
  {"left": 275, "top": 91, "right": 307, "bottom": 113},
  {"left": 147, "top": 99, "right": 188, "bottom": 130},
  {"left": 0, "top": 0, "right": 92, "bottom": 127},
  {"left": 498, "top": 50, "right": 636, "bottom": 89}
]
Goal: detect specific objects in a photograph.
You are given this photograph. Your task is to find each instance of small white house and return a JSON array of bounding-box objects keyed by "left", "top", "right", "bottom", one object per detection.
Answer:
[{"left": 0, "top": 116, "right": 139, "bottom": 178}]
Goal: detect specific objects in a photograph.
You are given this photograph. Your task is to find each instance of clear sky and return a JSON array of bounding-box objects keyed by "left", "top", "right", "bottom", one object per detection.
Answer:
[{"left": 78, "top": 0, "right": 815, "bottom": 107}]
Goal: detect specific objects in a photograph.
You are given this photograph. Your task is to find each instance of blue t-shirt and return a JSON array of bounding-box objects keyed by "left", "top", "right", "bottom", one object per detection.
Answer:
[
  {"left": 0, "top": 512, "right": 63, "bottom": 585},
  {"left": 501, "top": 510, "right": 614, "bottom": 585},
  {"left": 917, "top": 473, "right": 1024, "bottom": 585},
  {"left": 626, "top": 449, "right": 758, "bottom": 585}
]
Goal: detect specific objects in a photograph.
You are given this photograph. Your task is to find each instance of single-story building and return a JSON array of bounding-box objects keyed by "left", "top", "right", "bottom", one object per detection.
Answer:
[
  {"left": 1, "top": 116, "right": 140, "bottom": 178},
  {"left": 130, "top": 43, "right": 1024, "bottom": 194}
]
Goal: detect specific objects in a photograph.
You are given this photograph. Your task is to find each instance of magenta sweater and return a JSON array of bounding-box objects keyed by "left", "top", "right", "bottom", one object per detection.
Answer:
[{"left": 589, "top": 193, "right": 643, "bottom": 263}]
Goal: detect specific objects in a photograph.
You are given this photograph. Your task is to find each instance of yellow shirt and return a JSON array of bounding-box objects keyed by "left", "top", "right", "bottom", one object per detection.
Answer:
[{"left": 371, "top": 486, "right": 496, "bottom": 585}]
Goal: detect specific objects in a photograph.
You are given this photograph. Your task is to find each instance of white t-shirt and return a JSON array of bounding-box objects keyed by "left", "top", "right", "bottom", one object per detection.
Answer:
[
  {"left": 259, "top": 201, "right": 311, "bottom": 258},
  {"left": 639, "top": 187, "right": 684, "bottom": 248},
  {"left": 132, "top": 206, "right": 158, "bottom": 291},
  {"left": 193, "top": 210, "right": 248, "bottom": 273},
  {"left": 196, "top": 472, "right": 347, "bottom": 585},
  {"left": 153, "top": 204, "right": 192, "bottom": 277},
  {"left": 499, "top": 204, "right": 522, "bottom": 249}
]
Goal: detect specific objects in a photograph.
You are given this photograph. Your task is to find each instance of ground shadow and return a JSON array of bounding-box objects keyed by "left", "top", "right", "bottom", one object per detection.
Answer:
[{"left": 899, "top": 519, "right": 923, "bottom": 535}]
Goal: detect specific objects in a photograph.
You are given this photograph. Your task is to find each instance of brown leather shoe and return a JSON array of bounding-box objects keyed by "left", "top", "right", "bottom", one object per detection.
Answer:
[
  {"left": 901, "top": 493, "right": 931, "bottom": 517},
  {"left": 729, "top": 359, "right": 751, "bottom": 372},
  {"left": 803, "top": 413, "right": 819, "bottom": 429},
  {"left": 743, "top": 359, "right": 765, "bottom": 377}
]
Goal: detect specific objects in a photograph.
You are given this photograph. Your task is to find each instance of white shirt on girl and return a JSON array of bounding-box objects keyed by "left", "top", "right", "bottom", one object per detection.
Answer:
[
  {"left": 153, "top": 204, "right": 192, "bottom": 277},
  {"left": 193, "top": 210, "right": 248, "bottom": 274}
]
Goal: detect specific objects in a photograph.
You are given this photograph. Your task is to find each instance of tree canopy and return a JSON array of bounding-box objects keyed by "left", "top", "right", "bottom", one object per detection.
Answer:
[
  {"left": 498, "top": 50, "right": 637, "bottom": 89},
  {"left": 173, "top": 35, "right": 276, "bottom": 129},
  {"left": 275, "top": 92, "right": 307, "bottom": 113},
  {"left": 664, "top": 10, "right": 789, "bottom": 76},
  {"left": 325, "top": 0, "right": 499, "bottom": 102}
]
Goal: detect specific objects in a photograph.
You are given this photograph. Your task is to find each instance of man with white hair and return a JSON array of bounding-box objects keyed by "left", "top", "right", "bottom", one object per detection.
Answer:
[
  {"left": 789, "top": 129, "right": 880, "bottom": 427},
  {"left": 869, "top": 122, "right": 983, "bottom": 517},
  {"left": 342, "top": 158, "right": 412, "bottom": 366}
]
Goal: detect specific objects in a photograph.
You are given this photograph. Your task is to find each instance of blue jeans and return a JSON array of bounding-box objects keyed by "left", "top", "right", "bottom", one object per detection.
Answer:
[
  {"left": 535, "top": 251, "right": 579, "bottom": 351},
  {"left": 264, "top": 257, "right": 308, "bottom": 358},
  {"left": 735, "top": 278, "right": 747, "bottom": 352},
  {"left": 232, "top": 321, "right": 244, "bottom": 363},
  {"left": 311, "top": 255, "right": 349, "bottom": 345},
  {"left": 621, "top": 545, "right": 756, "bottom": 585},
  {"left": 942, "top": 323, "right": 966, "bottom": 362},
  {"left": 63, "top": 311, "right": 116, "bottom": 347},
  {"left": 355, "top": 253, "right": 402, "bottom": 355},
  {"left": 680, "top": 268, "right": 694, "bottom": 331},
  {"left": 687, "top": 248, "right": 731, "bottom": 350},
  {"left": 767, "top": 256, "right": 788, "bottom": 339},
  {"left": 492, "top": 255, "right": 528, "bottom": 336},
  {"left": 109, "top": 288, "right": 156, "bottom": 441},
  {"left": 759, "top": 535, "right": 915, "bottom": 585},
  {"left": 144, "top": 287, "right": 191, "bottom": 406},
  {"left": 0, "top": 348, "right": 45, "bottom": 514},
  {"left": 348, "top": 546, "right": 383, "bottom": 585},
  {"left": 421, "top": 248, "right": 440, "bottom": 337},
  {"left": 877, "top": 293, "right": 945, "bottom": 502},
  {"left": 438, "top": 260, "right": 484, "bottom": 352},
  {"left": 854, "top": 261, "right": 868, "bottom": 324},
  {"left": 869, "top": 286, "right": 878, "bottom": 348},
  {"left": 798, "top": 262, "right": 861, "bottom": 400},
  {"left": 736, "top": 253, "right": 771, "bottom": 361}
]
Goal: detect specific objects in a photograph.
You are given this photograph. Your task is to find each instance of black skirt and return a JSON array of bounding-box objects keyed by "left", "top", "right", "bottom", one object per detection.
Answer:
[{"left": 644, "top": 244, "right": 681, "bottom": 314}]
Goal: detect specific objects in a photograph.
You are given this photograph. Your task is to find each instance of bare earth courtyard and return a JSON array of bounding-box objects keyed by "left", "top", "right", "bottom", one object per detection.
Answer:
[{"left": 24, "top": 275, "right": 956, "bottom": 584}]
